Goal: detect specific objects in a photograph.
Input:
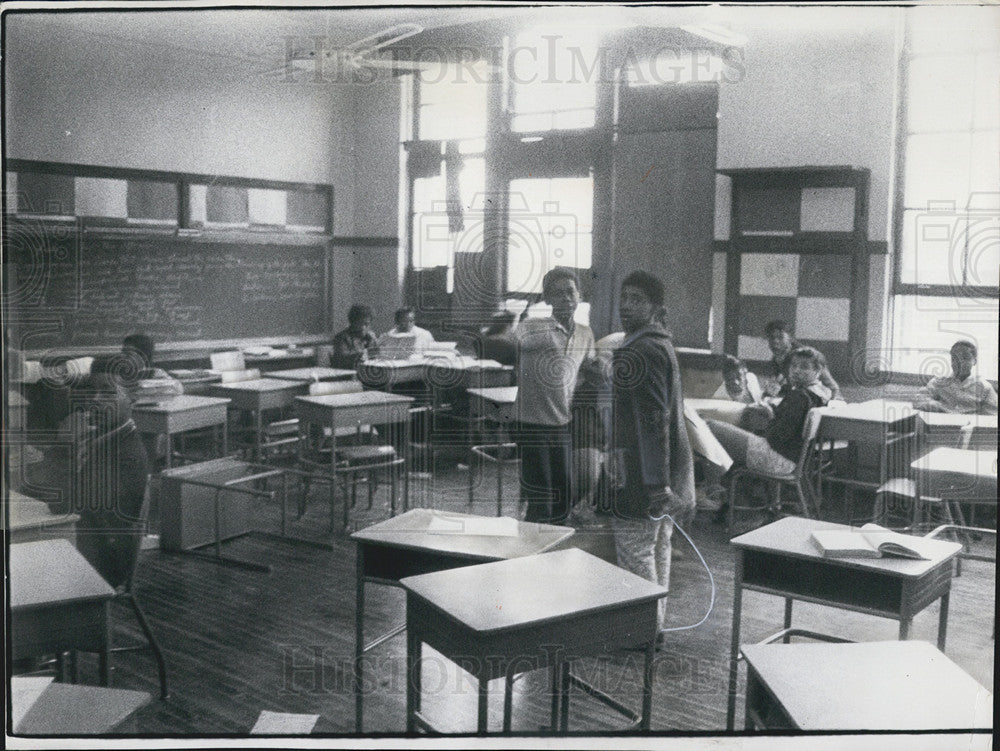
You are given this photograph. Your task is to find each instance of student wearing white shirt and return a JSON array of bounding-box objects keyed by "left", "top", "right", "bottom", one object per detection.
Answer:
[
  {"left": 379, "top": 307, "right": 435, "bottom": 352},
  {"left": 513, "top": 268, "right": 595, "bottom": 524},
  {"left": 916, "top": 340, "right": 998, "bottom": 415}
]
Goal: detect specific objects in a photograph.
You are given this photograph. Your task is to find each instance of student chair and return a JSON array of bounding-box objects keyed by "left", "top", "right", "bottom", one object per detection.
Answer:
[
  {"left": 295, "top": 380, "right": 404, "bottom": 530},
  {"left": 74, "top": 454, "right": 169, "bottom": 699},
  {"left": 726, "top": 407, "right": 828, "bottom": 536},
  {"left": 210, "top": 350, "right": 246, "bottom": 372}
]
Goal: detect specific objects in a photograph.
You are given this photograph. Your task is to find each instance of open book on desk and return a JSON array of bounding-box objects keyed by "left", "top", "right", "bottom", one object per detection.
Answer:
[{"left": 810, "top": 524, "right": 943, "bottom": 560}]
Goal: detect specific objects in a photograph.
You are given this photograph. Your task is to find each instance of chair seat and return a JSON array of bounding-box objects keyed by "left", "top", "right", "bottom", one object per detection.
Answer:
[
  {"left": 337, "top": 445, "right": 397, "bottom": 465},
  {"left": 876, "top": 478, "right": 917, "bottom": 498},
  {"left": 733, "top": 464, "right": 795, "bottom": 483}
]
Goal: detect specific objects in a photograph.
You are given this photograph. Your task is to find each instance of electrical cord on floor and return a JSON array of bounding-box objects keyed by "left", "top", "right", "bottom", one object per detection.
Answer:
[{"left": 647, "top": 509, "right": 717, "bottom": 633}]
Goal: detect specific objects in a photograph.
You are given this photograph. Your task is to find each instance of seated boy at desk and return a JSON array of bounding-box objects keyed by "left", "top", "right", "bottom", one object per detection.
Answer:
[
  {"left": 713, "top": 354, "right": 764, "bottom": 404},
  {"left": 104, "top": 333, "right": 183, "bottom": 402},
  {"left": 378, "top": 306, "right": 435, "bottom": 353},
  {"left": 332, "top": 304, "right": 378, "bottom": 368},
  {"left": 915, "top": 339, "right": 998, "bottom": 415}
]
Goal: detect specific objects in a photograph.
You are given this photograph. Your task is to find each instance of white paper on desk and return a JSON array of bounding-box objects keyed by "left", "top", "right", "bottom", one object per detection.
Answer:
[
  {"left": 251, "top": 710, "right": 319, "bottom": 735},
  {"left": 11, "top": 676, "right": 54, "bottom": 730},
  {"left": 427, "top": 514, "right": 520, "bottom": 537}
]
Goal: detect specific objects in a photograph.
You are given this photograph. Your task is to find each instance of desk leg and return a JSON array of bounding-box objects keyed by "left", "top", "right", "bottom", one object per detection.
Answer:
[
  {"left": 726, "top": 552, "right": 744, "bottom": 731},
  {"left": 502, "top": 671, "right": 514, "bottom": 733},
  {"left": 477, "top": 674, "right": 489, "bottom": 733},
  {"left": 549, "top": 661, "right": 561, "bottom": 732},
  {"left": 406, "top": 626, "right": 420, "bottom": 733},
  {"left": 937, "top": 592, "right": 950, "bottom": 651},
  {"left": 899, "top": 618, "right": 910, "bottom": 640},
  {"left": 641, "top": 643, "right": 654, "bottom": 732},
  {"left": 253, "top": 409, "right": 263, "bottom": 462},
  {"left": 99, "top": 603, "right": 111, "bottom": 686},
  {"left": 559, "top": 661, "right": 571, "bottom": 731},
  {"left": 164, "top": 432, "right": 173, "bottom": 469},
  {"left": 783, "top": 599, "right": 793, "bottom": 643},
  {"left": 355, "top": 545, "right": 365, "bottom": 733}
]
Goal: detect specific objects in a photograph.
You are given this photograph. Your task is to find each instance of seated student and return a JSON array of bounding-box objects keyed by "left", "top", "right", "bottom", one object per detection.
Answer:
[
  {"left": 915, "top": 339, "right": 998, "bottom": 415},
  {"left": 331, "top": 304, "right": 378, "bottom": 369},
  {"left": 378, "top": 306, "right": 435, "bottom": 353},
  {"left": 712, "top": 354, "right": 764, "bottom": 404},
  {"left": 94, "top": 333, "right": 183, "bottom": 402},
  {"left": 703, "top": 346, "right": 831, "bottom": 506},
  {"left": 764, "top": 320, "right": 841, "bottom": 400},
  {"left": 476, "top": 311, "right": 518, "bottom": 366}
]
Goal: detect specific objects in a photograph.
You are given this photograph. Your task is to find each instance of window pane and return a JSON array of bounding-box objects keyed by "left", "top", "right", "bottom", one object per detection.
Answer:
[
  {"left": 973, "top": 53, "right": 1000, "bottom": 129},
  {"left": 510, "top": 28, "right": 599, "bottom": 133},
  {"left": 906, "top": 55, "right": 975, "bottom": 132},
  {"left": 891, "top": 294, "right": 998, "bottom": 380},
  {"left": 970, "top": 129, "right": 1000, "bottom": 197},
  {"left": 506, "top": 176, "right": 593, "bottom": 293},
  {"left": 899, "top": 209, "right": 967, "bottom": 286},
  {"left": 965, "top": 212, "right": 1000, "bottom": 288},
  {"left": 417, "top": 62, "right": 488, "bottom": 141},
  {"left": 903, "top": 132, "right": 972, "bottom": 209}
]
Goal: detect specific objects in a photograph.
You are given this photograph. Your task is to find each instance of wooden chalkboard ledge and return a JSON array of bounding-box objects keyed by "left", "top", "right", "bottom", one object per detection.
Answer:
[{"left": 24, "top": 335, "right": 332, "bottom": 364}]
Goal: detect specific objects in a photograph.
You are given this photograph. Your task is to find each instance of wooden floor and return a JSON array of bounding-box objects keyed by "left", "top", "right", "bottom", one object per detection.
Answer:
[{"left": 32, "top": 457, "right": 996, "bottom": 737}]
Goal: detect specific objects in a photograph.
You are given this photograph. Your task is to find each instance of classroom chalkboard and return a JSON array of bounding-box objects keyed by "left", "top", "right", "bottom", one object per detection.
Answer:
[{"left": 5, "top": 222, "right": 329, "bottom": 347}]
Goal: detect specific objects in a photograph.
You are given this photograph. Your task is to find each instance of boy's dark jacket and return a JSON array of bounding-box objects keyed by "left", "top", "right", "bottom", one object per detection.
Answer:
[{"left": 611, "top": 324, "right": 696, "bottom": 520}]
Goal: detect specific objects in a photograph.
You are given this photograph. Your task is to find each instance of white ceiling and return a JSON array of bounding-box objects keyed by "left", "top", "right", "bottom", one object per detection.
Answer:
[{"left": 6, "top": 4, "right": 904, "bottom": 75}]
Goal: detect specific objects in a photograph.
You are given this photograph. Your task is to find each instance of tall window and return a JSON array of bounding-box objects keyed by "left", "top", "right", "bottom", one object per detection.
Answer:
[
  {"left": 508, "top": 28, "right": 600, "bottom": 132},
  {"left": 506, "top": 176, "right": 593, "bottom": 324},
  {"left": 891, "top": 8, "right": 999, "bottom": 379},
  {"left": 407, "top": 62, "right": 488, "bottom": 291}
]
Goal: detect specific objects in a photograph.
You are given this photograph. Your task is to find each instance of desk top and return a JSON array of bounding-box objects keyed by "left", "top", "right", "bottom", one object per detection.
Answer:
[
  {"left": 131, "top": 394, "right": 231, "bottom": 413},
  {"left": 918, "top": 411, "right": 999, "bottom": 430},
  {"left": 820, "top": 399, "right": 916, "bottom": 425},
  {"left": 401, "top": 548, "right": 665, "bottom": 635},
  {"left": 10, "top": 539, "right": 115, "bottom": 609},
  {"left": 267, "top": 367, "right": 356, "bottom": 382},
  {"left": 296, "top": 389, "right": 414, "bottom": 410},
  {"left": 912, "top": 448, "right": 998, "bottom": 480},
  {"left": 12, "top": 676, "right": 151, "bottom": 735},
  {"left": 209, "top": 378, "right": 309, "bottom": 394},
  {"left": 351, "top": 508, "right": 573, "bottom": 561},
  {"left": 467, "top": 386, "right": 518, "bottom": 405},
  {"left": 243, "top": 348, "right": 314, "bottom": 362},
  {"left": 741, "top": 640, "right": 992, "bottom": 730},
  {"left": 6, "top": 491, "right": 79, "bottom": 531},
  {"left": 730, "top": 516, "right": 961, "bottom": 577},
  {"left": 426, "top": 358, "right": 512, "bottom": 373}
]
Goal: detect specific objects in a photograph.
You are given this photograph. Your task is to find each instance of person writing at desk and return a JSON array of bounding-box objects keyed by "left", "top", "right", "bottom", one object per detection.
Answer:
[
  {"left": 378, "top": 306, "right": 435, "bottom": 353},
  {"left": 512, "top": 268, "right": 594, "bottom": 524},
  {"left": 332, "top": 304, "right": 378, "bottom": 369},
  {"left": 915, "top": 340, "right": 998, "bottom": 415},
  {"left": 110, "top": 333, "right": 183, "bottom": 401}
]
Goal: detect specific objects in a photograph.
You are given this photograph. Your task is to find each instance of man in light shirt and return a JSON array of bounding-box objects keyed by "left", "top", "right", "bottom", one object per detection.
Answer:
[
  {"left": 379, "top": 307, "right": 435, "bottom": 353},
  {"left": 512, "top": 268, "right": 595, "bottom": 524},
  {"left": 916, "top": 340, "right": 998, "bottom": 415}
]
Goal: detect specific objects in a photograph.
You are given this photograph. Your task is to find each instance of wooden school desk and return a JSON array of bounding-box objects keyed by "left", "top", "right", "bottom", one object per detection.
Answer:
[
  {"left": 266, "top": 366, "right": 357, "bottom": 383},
  {"left": 209, "top": 378, "right": 309, "bottom": 460},
  {"left": 815, "top": 399, "right": 920, "bottom": 493},
  {"left": 357, "top": 358, "right": 428, "bottom": 390},
  {"left": 912, "top": 447, "right": 998, "bottom": 530},
  {"left": 295, "top": 389, "right": 414, "bottom": 518},
  {"left": 11, "top": 676, "right": 152, "bottom": 735},
  {"left": 401, "top": 547, "right": 666, "bottom": 734},
  {"left": 10, "top": 539, "right": 116, "bottom": 686},
  {"left": 917, "top": 411, "right": 999, "bottom": 449},
  {"left": 685, "top": 397, "right": 747, "bottom": 426},
  {"left": 243, "top": 347, "right": 315, "bottom": 373},
  {"left": 6, "top": 489, "right": 80, "bottom": 544},
  {"left": 725, "top": 515, "right": 962, "bottom": 730},
  {"left": 350, "top": 508, "right": 574, "bottom": 732},
  {"left": 467, "top": 385, "right": 518, "bottom": 425},
  {"left": 741, "top": 640, "right": 992, "bottom": 731},
  {"left": 131, "top": 394, "right": 231, "bottom": 469}
]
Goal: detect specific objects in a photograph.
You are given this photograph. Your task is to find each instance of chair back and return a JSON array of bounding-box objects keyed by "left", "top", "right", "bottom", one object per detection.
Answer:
[
  {"left": 309, "top": 380, "right": 363, "bottom": 396},
  {"left": 795, "top": 406, "right": 831, "bottom": 474},
  {"left": 210, "top": 351, "right": 246, "bottom": 372},
  {"left": 220, "top": 368, "right": 261, "bottom": 383}
]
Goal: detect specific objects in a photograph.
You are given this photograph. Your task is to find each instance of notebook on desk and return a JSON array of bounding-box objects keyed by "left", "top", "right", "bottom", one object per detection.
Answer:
[{"left": 376, "top": 334, "right": 418, "bottom": 361}]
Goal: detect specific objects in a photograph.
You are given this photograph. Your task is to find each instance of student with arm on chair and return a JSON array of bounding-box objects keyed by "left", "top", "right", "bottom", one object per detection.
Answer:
[
  {"left": 332, "top": 304, "right": 378, "bottom": 369},
  {"left": 915, "top": 340, "right": 998, "bottom": 415},
  {"left": 764, "top": 320, "right": 841, "bottom": 401}
]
